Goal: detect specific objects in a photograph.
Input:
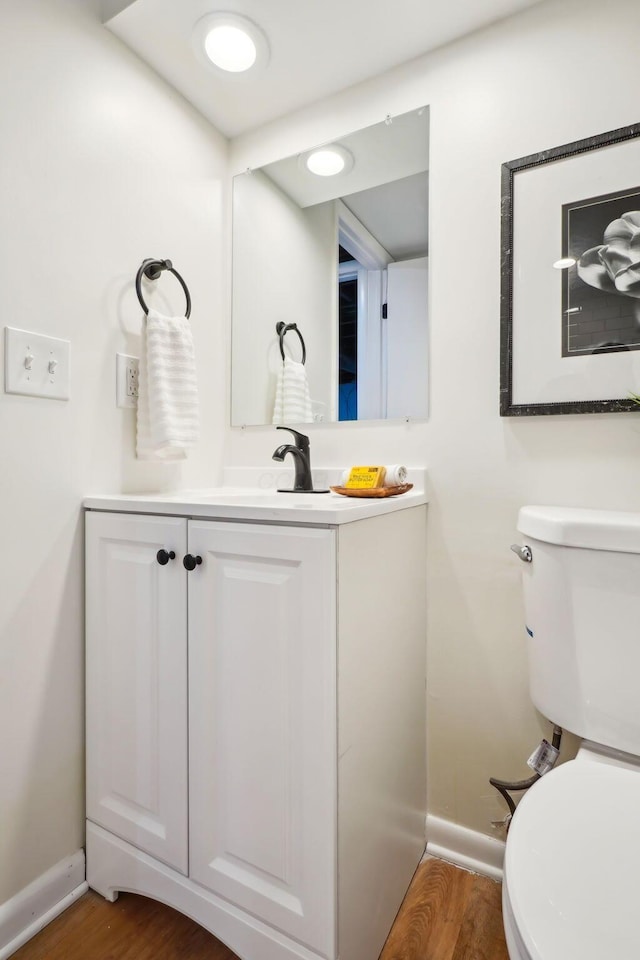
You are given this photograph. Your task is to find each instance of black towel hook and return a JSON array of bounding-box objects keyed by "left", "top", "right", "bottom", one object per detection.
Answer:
[
  {"left": 135, "top": 258, "right": 192, "bottom": 319},
  {"left": 276, "top": 322, "right": 306, "bottom": 364}
]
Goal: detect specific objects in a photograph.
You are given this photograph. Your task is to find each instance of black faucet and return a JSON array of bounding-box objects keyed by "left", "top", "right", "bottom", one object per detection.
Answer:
[{"left": 272, "top": 427, "right": 329, "bottom": 494}]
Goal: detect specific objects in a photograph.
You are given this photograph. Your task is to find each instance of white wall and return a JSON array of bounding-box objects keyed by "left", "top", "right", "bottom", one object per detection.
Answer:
[
  {"left": 231, "top": 169, "right": 334, "bottom": 425},
  {"left": 0, "top": 0, "right": 227, "bottom": 904},
  {"left": 229, "top": 0, "right": 640, "bottom": 836}
]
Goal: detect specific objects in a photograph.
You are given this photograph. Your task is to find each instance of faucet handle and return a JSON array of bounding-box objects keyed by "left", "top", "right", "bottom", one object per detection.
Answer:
[{"left": 276, "top": 426, "right": 309, "bottom": 451}]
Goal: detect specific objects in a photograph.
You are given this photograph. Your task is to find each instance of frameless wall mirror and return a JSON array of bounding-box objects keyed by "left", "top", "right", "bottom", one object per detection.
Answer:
[{"left": 231, "top": 107, "right": 429, "bottom": 426}]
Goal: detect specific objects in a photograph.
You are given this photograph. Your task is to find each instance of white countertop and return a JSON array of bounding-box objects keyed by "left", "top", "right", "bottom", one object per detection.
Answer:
[{"left": 83, "top": 485, "right": 428, "bottom": 525}]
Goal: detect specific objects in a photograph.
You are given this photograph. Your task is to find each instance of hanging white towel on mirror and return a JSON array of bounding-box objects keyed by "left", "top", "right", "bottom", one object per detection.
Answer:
[
  {"left": 136, "top": 308, "right": 199, "bottom": 460},
  {"left": 272, "top": 357, "right": 313, "bottom": 424}
]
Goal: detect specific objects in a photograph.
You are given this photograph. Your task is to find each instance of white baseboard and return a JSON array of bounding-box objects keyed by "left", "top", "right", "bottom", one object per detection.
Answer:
[
  {"left": 0, "top": 850, "right": 88, "bottom": 959},
  {"left": 425, "top": 815, "right": 505, "bottom": 881}
]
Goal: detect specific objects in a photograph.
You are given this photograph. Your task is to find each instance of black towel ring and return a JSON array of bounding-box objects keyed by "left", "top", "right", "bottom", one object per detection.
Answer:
[
  {"left": 135, "top": 258, "right": 192, "bottom": 319},
  {"left": 276, "top": 322, "right": 306, "bottom": 364}
]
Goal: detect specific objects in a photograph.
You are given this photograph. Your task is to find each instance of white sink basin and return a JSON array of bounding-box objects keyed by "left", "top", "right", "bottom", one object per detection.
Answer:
[{"left": 194, "top": 491, "right": 332, "bottom": 507}]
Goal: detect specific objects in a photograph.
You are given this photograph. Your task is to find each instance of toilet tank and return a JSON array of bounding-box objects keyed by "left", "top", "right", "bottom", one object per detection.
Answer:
[{"left": 517, "top": 505, "right": 640, "bottom": 757}]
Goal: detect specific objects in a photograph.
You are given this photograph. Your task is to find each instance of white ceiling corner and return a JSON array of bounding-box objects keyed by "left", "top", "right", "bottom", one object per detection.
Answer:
[{"left": 104, "top": 0, "right": 546, "bottom": 138}]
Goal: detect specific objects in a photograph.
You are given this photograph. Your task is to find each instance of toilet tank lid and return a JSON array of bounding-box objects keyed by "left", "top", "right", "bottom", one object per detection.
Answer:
[{"left": 518, "top": 505, "right": 640, "bottom": 553}]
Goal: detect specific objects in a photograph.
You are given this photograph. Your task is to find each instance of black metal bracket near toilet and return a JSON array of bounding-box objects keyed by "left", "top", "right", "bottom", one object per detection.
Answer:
[{"left": 489, "top": 724, "right": 563, "bottom": 822}]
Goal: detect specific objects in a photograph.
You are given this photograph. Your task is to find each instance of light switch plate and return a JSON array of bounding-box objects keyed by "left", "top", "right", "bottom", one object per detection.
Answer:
[{"left": 4, "top": 327, "right": 70, "bottom": 400}]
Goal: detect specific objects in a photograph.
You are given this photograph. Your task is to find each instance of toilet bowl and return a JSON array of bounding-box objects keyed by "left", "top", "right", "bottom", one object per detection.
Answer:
[
  {"left": 503, "top": 742, "right": 640, "bottom": 960},
  {"left": 504, "top": 506, "right": 640, "bottom": 960}
]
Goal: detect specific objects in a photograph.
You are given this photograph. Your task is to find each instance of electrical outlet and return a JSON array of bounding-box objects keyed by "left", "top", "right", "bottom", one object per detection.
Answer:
[
  {"left": 116, "top": 353, "right": 139, "bottom": 408},
  {"left": 127, "top": 358, "right": 139, "bottom": 398}
]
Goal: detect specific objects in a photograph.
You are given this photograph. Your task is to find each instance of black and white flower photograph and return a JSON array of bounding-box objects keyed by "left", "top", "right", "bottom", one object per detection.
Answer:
[{"left": 562, "top": 188, "right": 640, "bottom": 356}]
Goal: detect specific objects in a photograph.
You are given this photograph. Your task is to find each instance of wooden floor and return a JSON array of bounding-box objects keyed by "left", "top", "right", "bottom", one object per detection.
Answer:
[
  {"left": 379, "top": 858, "right": 508, "bottom": 960},
  {"left": 11, "top": 857, "right": 508, "bottom": 960}
]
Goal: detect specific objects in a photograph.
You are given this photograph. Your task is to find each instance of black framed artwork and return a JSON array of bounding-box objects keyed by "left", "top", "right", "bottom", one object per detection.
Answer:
[{"left": 500, "top": 122, "right": 640, "bottom": 416}]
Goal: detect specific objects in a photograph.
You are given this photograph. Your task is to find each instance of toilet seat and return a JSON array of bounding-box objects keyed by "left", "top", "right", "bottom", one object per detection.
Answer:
[{"left": 504, "top": 746, "right": 640, "bottom": 960}]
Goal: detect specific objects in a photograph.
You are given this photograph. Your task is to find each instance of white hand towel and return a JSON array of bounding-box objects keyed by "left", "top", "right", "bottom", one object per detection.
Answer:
[
  {"left": 272, "top": 357, "right": 313, "bottom": 424},
  {"left": 136, "top": 308, "right": 199, "bottom": 460}
]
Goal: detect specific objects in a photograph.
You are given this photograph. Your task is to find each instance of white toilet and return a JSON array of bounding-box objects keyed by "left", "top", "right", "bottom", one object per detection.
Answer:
[{"left": 503, "top": 505, "right": 640, "bottom": 960}]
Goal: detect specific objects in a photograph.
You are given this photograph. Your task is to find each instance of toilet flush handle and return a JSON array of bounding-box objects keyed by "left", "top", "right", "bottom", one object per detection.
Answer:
[{"left": 510, "top": 543, "right": 532, "bottom": 563}]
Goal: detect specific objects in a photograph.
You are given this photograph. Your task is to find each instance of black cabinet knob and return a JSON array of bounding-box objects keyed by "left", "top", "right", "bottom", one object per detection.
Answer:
[
  {"left": 156, "top": 549, "right": 176, "bottom": 566},
  {"left": 183, "top": 554, "right": 202, "bottom": 571}
]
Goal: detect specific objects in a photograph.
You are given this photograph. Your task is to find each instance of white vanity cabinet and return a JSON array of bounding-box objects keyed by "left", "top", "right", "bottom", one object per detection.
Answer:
[
  {"left": 85, "top": 499, "right": 427, "bottom": 960},
  {"left": 85, "top": 513, "right": 189, "bottom": 874},
  {"left": 187, "top": 519, "right": 336, "bottom": 955}
]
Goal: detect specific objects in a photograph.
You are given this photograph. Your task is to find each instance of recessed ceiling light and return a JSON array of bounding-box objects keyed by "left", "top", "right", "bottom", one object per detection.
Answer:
[
  {"left": 205, "top": 24, "right": 256, "bottom": 71},
  {"left": 302, "top": 145, "right": 354, "bottom": 177},
  {"left": 193, "top": 13, "right": 269, "bottom": 76}
]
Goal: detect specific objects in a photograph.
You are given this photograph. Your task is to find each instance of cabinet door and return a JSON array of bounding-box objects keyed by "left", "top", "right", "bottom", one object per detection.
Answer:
[
  {"left": 188, "top": 521, "right": 337, "bottom": 958},
  {"left": 86, "top": 512, "right": 188, "bottom": 874}
]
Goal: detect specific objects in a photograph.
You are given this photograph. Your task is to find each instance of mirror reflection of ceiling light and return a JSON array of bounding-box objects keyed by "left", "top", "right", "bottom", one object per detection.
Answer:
[
  {"left": 553, "top": 257, "right": 576, "bottom": 269},
  {"left": 194, "top": 13, "right": 269, "bottom": 75},
  {"left": 302, "top": 145, "right": 354, "bottom": 178}
]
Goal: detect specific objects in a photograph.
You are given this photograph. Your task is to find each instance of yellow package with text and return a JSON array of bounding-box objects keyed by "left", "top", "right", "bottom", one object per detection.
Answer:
[{"left": 344, "top": 466, "right": 387, "bottom": 489}]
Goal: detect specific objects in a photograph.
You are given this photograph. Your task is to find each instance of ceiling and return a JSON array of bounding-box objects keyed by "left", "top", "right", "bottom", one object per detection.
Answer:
[
  {"left": 343, "top": 173, "right": 429, "bottom": 261},
  {"left": 103, "top": 0, "right": 545, "bottom": 139}
]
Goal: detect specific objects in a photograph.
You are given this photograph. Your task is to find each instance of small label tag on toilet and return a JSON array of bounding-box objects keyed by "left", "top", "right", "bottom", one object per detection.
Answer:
[{"left": 527, "top": 739, "right": 560, "bottom": 776}]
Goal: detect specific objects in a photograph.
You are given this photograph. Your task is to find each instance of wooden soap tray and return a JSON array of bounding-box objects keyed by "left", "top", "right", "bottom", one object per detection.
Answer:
[{"left": 329, "top": 483, "right": 413, "bottom": 499}]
